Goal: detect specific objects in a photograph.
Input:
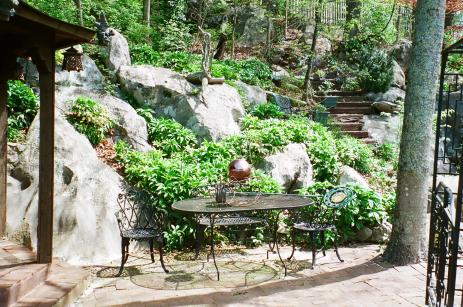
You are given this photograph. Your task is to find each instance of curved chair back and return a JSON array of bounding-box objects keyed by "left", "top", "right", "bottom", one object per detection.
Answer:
[
  {"left": 323, "top": 187, "right": 355, "bottom": 209},
  {"left": 115, "top": 189, "right": 165, "bottom": 234}
]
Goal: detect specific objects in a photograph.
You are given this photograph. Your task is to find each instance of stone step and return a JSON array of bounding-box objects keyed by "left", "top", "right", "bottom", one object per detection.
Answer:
[
  {"left": 362, "top": 138, "right": 377, "bottom": 145},
  {"left": 13, "top": 262, "right": 90, "bottom": 307},
  {"left": 0, "top": 263, "right": 49, "bottom": 306},
  {"left": 344, "top": 130, "right": 370, "bottom": 139},
  {"left": 329, "top": 114, "right": 364, "bottom": 123},
  {"left": 325, "top": 90, "right": 363, "bottom": 97},
  {"left": 336, "top": 102, "right": 372, "bottom": 108},
  {"left": 336, "top": 122, "right": 363, "bottom": 131},
  {"left": 330, "top": 107, "right": 375, "bottom": 115},
  {"left": 336, "top": 96, "right": 366, "bottom": 103}
]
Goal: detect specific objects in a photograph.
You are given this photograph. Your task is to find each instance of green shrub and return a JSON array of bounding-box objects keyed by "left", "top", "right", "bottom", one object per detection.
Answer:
[
  {"left": 7, "top": 80, "right": 39, "bottom": 142},
  {"left": 299, "top": 183, "right": 389, "bottom": 244},
  {"left": 66, "top": 96, "right": 113, "bottom": 145},
  {"left": 375, "top": 142, "right": 398, "bottom": 162},
  {"left": 250, "top": 103, "right": 285, "bottom": 119},
  {"left": 307, "top": 122, "right": 339, "bottom": 182},
  {"left": 336, "top": 136, "right": 374, "bottom": 174},
  {"left": 355, "top": 47, "right": 393, "bottom": 93},
  {"left": 137, "top": 109, "right": 197, "bottom": 156}
]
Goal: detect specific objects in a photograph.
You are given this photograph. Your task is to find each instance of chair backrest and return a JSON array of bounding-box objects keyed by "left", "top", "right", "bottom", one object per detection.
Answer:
[
  {"left": 115, "top": 189, "right": 165, "bottom": 233},
  {"left": 323, "top": 187, "right": 355, "bottom": 209}
]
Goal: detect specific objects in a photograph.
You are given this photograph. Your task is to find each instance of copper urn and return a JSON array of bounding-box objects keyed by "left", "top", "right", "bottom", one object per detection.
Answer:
[{"left": 228, "top": 159, "right": 251, "bottom": 182}]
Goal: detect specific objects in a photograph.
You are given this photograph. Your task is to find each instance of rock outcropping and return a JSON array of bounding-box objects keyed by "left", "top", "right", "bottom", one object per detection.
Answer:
[
  {"left": 7, "top": 115, "right": 123, "bottom": 264},
  {"left": 118, "top": 65, "right": 245, "bottom": 141},
  {"left": 257, "top": 143, "right": 313, "bottom": 193}
]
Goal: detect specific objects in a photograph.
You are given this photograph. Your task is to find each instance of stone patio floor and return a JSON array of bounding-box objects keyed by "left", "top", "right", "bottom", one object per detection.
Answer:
[{"left": 73, "top": 244, "right": 426, "bottom": 306}]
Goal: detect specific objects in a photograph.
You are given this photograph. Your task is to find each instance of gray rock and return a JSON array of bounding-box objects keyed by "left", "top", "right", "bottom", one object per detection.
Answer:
[
  {"left": 271, "top": 65, "right": 290, "bottom": 82},
  {"left": 234, "top": 81, "right": 267, "bottom": 109},
  {"left": 56, "top": 86, "right": 151, "bottom": 151},
  {"left": 118, "top": 65, "right": 245, "bottom": 141},
  {"left": 256, "top": 143, "right": 313, "bottom": 193},
  {"left": 337, "top": 165, "right": 370, "bottom": 189},
  {"left": 356, "top": 226, "right": 373, "bottom": 242},
  {"left": 366, "top": 87, "right": 406, "bottom": 103},
  {"left": 362, "top": 114, "right": 402, "bottom": 145},
  {"left": 7, "top": 114, "right": 123, "bottom": 264},
  {"left": 390, "top": 39, "right": 412, "bottom": 72},
  {"left": 18, "top": 58, "right": 39, "bottom": 88},
  {"left": 371, "top": 101, "right": 400, "bottom": 114},
  {"left": 266, "top": 92, "right": 306, "bottom": 114},
  {"left": 237, "top": 7, "right": 272, "bottom": 47},
  {"left": 370, "top": 221, "right": 392, "bottom": 243},
  {"left": 392, "top": 60, "right": 406, "bottom": 89},
  {"left": 56, "top": 55, "right": 104, "bottom": 90},
  {"left": 315, "top": 37, "right": 332, "bottom": 55},
  {"left": 107, "top": 29, "right": 131, "bottom": 73}
]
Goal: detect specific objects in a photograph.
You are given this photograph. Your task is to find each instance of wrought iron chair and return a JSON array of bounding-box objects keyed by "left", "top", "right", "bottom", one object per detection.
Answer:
[
  {"left": 115, "top": 189, "right": 169, "bottom": 277},
  {"left": 288, "top": 187, "right": 355, "bottom": 269}
]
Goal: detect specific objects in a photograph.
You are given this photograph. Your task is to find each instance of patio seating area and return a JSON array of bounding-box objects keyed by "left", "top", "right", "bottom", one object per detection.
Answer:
[{"left": 74, "top": 244, "right": 425, "bottom": 306}]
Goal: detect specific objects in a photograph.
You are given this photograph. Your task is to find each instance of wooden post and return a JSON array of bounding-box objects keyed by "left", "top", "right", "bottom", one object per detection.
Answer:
[
  {"left": 36, "top": 45, "right": 55, "bottom": 264},
  {"left": 0, "top": 76, "right": 7, "bottom": 237}
]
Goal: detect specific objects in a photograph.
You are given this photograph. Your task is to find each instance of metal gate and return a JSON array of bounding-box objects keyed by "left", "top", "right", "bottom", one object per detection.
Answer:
[{"left": 426, "top": 39, "right": 463, "bottom": 307}]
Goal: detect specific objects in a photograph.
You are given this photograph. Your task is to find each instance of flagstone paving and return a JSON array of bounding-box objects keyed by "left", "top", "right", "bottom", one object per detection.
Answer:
[{"left": 73, "top": 244, "right": 426, "bottom": 306}]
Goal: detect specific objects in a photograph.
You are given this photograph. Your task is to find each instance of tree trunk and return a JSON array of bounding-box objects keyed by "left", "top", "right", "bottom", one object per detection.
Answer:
[
  {"left": 303, "top": 0, "right": 322, "bottom": 102},
  {"left": 214, "top": 33, "right": 227, "bottom": 60},
  {"left": 383, "top": 0, "right": 446, "bottom": 265},
  {"left": 345, "top": 0, "right": 361, "bottom": 37},
  {"left": 284, "top": 0, "right": 289, "bottom": 38},
  {"left": 73, "top": 0, "right": 83, "bottom": 26},
  {"left": 231, "top": 0, "right": 237, "bottom": 59},
  {"left": 143, "top": 0, "right": 151, "bottom": 26}
]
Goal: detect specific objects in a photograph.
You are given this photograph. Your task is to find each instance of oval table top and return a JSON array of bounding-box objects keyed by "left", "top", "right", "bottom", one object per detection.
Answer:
[{"left": 172, "top": 193, "right": 314, "bottom": 214}]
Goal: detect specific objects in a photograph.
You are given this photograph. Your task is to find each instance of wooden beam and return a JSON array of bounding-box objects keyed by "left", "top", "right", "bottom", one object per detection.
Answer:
[
  {"left": 0, "top": 77, "right": 7, "bottom": 237},
  {"left": 35, "top": 44, "right": 55, "bottom": 264}
]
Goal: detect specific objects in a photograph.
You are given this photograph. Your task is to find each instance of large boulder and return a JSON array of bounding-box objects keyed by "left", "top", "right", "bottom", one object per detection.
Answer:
[
  {"left": 107, "top": 29, "right": 131, "bottom": 73},
  {"left": 256, "top": 143, "right": 313, "bottom": 193},
  {"left": 7, "top": 114, "right": 123, "bottom": 264},
  {"left": 118, "top": 65, "right": 245, "bottom": 141},
  {"left": 390, "top": 39, "right": 412, "bottom": 72},
  {"left": 370, "top": 221, "right": 392, "bottom": 243},
  {"left": 237, "top": 6, "right": 272, "bottom": 47},
  {"left": 56, "top": 54, "right": 104, "bottom": 90},
  {"left": 56, "top": 86, "right": 151, "bottom": 151},
  {"left": 315, "top": 37, "right": 332, "bottom": 56},
  {"left": 391, "top": 60, "right": 406, "bottom": 89},
  {"left": 271, "top": 65, "right": 290, "bottom": 82},
  {"left": 366, "top": 87, "right": 406, "bottom": 104},
  {"left": 337, "top": 165, "right": 370, "bottom": 189},
  {"left": 371, "top": 101, "right": 400, "bottom": 114},
  {"left": 362, "top": 114, "right": 402, "bottom": 145},
  {"left": 233, "top": 81, "right": 267, "bottom": 109}
]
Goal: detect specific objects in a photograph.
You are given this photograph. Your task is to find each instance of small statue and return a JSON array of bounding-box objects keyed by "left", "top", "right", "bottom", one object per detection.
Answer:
[{"left": 95, "top": 12, "right": 111, "bottom": 46}]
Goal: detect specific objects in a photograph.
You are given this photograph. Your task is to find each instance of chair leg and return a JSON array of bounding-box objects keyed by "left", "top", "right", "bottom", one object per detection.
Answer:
[
  {"left": 149, "top": 238, "right": 155, "bottom": 263},
  {"left": 158, "top": 242, "right": 169, "bottom": 273},
  {"left": 321, "top": 231, "right": 326, "bottom": 257},
  {"left": 333, "top": 229, "right": 344, "bottom": 263},
  {"left": 287, "top": 229, "right": 296, "bottom": 261},
  {"left": 116, "top": 238, "right": 129, "bottom": 277},
  {"left": 310, "top": 231, "right": 317, "bottom": 269}
]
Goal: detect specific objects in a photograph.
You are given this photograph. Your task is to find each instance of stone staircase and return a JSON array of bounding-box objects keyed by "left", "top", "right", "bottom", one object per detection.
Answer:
[
  {"left": 326, "top": 94, "right": 377, "bottom": 144},
  {"left": 0, "top": 240, "right": 89, "bottom": 307}
]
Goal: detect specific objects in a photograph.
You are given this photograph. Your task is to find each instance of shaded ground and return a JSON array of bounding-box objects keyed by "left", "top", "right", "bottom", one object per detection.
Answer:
[{"left": 74, "top": 244, "right": 425, "bottom": 306}]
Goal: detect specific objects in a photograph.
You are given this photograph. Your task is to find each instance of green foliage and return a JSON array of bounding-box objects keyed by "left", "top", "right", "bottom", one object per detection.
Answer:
[
  {"left": 355, "top": 47, "right": 393, "bottom": 93},
  {"left": 236, "top": 170, "right": 282, "bottom": 193},
  {"left": 299, "top": 183, "right": 389, "bottom": 243},
  {"left": 7, "top": 81, "right": 39, "bottom": 142},
  {"left": 137, "top": 109, "right": 197, "bottom": 157},
  {"left": 250, "top": 103, "right": 284, "bottom": 119},
  {"left": 130, "top": 46, "right": 272, "bottom": 86},
  {"left": 375, "top": 142, "right": 399, "bottom": 162},
  {"left": 159, "top": 19, "right": 192, "bottom": 51},
  {"left": 66, "top": 97, "right": 113, "bottom": 145},
  {"left": 336, "top": 136, "right": 374, "bottom": 174},
  {"left": 307, "top": 122, "right": 339, "bottom": 182}
]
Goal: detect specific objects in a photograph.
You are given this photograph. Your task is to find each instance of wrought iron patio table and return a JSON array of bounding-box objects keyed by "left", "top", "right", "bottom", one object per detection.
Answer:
[{"left": 172, "top": 193, "right": 313, "bottom": 280}]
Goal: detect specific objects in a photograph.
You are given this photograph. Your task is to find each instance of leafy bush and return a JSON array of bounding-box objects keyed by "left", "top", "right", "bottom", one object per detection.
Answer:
[
  {"left": 250, "top": 103, "right": 285, "bottom": 119},
  {"left": 137, "top": 109, "right": 197, "bottom": 156},
  {"left": 66, "top": 96, "right": 113, "bottom": 145},
  {"left": 375, "top": 142, "right": 399, "bottom": 162},
  {"left": 355, "top": 47, "right": 393, "bottom": 93},
  {"left": 336, "top": 136, "right": 374, "bottom": 174},
  {"left": 307, "top": 123, "right": 339, "bottom": 182},
  {"left": 299, "top": 183, "right": 389, "bottom": 244},
  {"left": 7, "top": 81, "right": 39, "bottom": 141}
]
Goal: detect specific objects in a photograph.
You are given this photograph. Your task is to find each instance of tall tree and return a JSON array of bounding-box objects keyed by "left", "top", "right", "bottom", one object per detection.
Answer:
[
  {"left": 345, "top": 0, "right": 361, "bottom": 36},
  {"left": 73, "top": 0, "right": 83, "bottom": 26},
  {"left": 143, "top": 0, "right": 151, "bottom": 26},
  {"left": 383, "top": 0, "right": 446, "bottom": 265},
  {"left": 302, "top": 0, "right": 323, "bottom": 102}
]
